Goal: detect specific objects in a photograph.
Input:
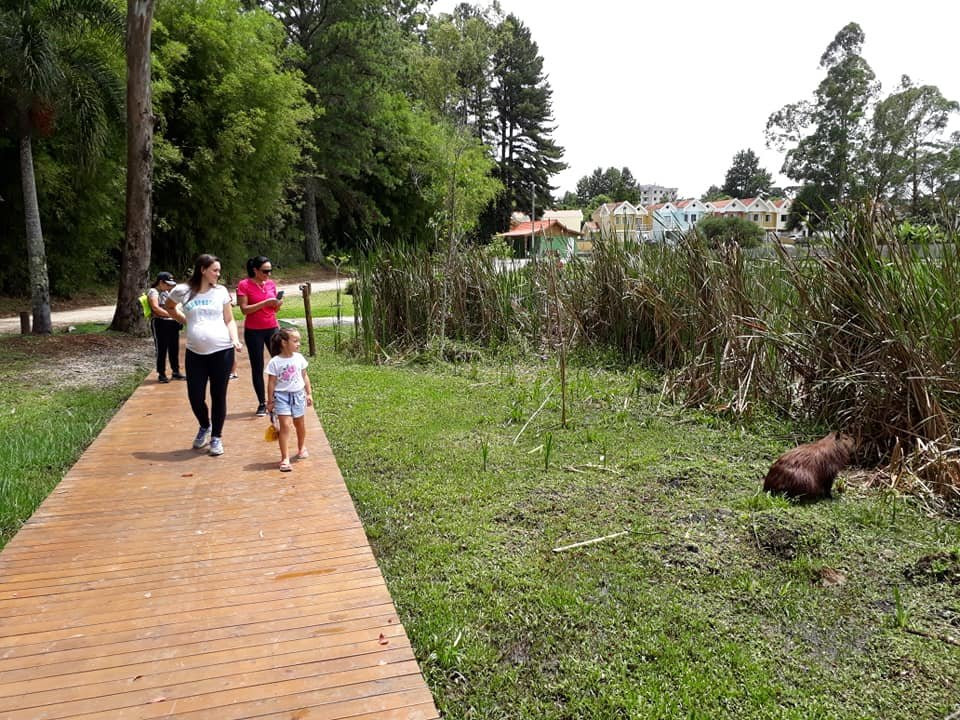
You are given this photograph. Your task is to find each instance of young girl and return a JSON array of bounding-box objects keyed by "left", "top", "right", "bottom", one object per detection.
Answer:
[{"left": 266, "top": 328, "right": 312, "bottom": 472}]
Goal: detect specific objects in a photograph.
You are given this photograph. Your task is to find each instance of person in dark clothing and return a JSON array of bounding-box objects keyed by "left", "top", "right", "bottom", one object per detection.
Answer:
[{"left": 146, "top": 271, "right": 184, "bottom": 383}]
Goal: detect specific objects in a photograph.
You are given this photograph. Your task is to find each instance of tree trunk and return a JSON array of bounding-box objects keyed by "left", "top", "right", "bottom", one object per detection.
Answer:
[
  {"left": 18, "top": 108, "right": 52, "bottom": 335},
  {"left": 302, "top": 176, "right": 322, "bottom": 263},
  {"left": 112, "top": 0, "right": 155, "bottom": 334}
]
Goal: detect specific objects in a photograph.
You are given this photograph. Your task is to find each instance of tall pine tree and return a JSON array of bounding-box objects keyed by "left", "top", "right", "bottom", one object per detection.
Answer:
[{"left": 482, "top": 14, "right": 564, "bottom": 237}]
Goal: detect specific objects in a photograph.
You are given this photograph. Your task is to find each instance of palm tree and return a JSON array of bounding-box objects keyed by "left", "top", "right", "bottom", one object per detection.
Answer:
[{"left": 0, "top": 0, "right": 124, "bottom": 333}]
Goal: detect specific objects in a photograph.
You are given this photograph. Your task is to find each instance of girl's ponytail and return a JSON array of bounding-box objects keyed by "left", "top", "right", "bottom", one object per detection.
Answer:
[{"left": 269, "top": 329, "right": 287, "bottom": 356}]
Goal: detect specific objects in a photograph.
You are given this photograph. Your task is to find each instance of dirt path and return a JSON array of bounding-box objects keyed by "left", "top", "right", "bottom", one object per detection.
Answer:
[{"left": 0, "top": 279, "right": 347, "bottom": 334}]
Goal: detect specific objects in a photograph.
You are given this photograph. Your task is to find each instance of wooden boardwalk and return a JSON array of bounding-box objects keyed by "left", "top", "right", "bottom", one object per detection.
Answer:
[{"left": 0, "top": 350, "right": 439, "bottom": 719}]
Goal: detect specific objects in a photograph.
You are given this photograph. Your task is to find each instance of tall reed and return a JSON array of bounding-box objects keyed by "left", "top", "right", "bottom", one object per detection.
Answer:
[{"left": 354, "top": 212, "right": 960, "bottom": 502}]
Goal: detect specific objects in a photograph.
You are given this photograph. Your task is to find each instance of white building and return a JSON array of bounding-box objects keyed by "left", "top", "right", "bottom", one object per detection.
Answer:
[
  {"left": 541, "top": 208, "right": 584, "bottom": 234},
  {"left": 637, "top": 184, "right": 678, "bottom": 206}
]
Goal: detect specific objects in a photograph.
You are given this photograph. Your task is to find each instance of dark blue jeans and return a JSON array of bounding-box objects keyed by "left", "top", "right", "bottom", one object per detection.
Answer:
[
  {"left": 244, "top": 326, "right": 279, "bottom": 404},
  {"left": 185, "top": 347, "right": 234, "bottom": 438}
]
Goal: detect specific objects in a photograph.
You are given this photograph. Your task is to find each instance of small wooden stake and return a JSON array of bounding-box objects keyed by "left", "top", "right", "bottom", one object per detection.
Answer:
[
  {"left": 300, "top": 282, "right": 315, "bottom": 356},
  {"left": 553, "top": 530, "right": 630, "bottom": 553}
]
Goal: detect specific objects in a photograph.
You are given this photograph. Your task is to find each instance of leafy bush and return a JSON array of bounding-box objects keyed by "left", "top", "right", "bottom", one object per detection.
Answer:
[
  {"left": 696, "top": 214, "right": 765, "bottom": 248},
  {"left": 483, "top": 235, "right": 514, "bottom": 259},
  {"left": 897, "top": 220, "right": 945, "bottom": 244}
]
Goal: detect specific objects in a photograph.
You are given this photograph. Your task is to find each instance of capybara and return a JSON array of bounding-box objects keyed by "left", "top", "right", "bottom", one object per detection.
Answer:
[{"left": 763, "top": 432, "right": 856, "bottom": 501}]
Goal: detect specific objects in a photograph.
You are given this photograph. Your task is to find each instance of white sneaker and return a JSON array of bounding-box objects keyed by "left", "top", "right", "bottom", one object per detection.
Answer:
[
  {"left": 208, "top": 437, "right": 224, "bottom": 456},
  {"left": 193, "top": 426, "right": 210, "bottom": 449}
]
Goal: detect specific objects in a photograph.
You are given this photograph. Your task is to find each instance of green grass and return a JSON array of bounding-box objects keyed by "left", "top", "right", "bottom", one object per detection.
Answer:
[
  {"left": 1, "top": 324, "right": 956, "bottom": 717},
  {"left": 0, "top": 335, "right": 148, "bottom": 547},
  {"left": 307, "top": 340, "right": 960, "bottom": 719},
  {"left": 276, "top": 289, "right": 354, "bottom": 319},
  {"left": 232, "top": 289, "right": 354, "bottom": 322}
]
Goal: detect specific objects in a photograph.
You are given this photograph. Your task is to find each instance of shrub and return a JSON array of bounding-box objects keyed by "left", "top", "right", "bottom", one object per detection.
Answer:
[{"left": 696, "top": 215, "right": 765, "bottom": 248}]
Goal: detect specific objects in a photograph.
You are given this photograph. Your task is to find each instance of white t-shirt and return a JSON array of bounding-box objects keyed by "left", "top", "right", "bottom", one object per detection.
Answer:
[
  {"left": 266, "top": 352, "right": 308, "bottom": 393},
  {"left": 168, "top": 284, "right": 233, "bottom": 355}
]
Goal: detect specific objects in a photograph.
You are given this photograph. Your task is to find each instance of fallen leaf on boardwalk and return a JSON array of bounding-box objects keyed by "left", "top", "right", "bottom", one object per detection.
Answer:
[
  {"left": 149, "top": 696, "right": 166, "bottom": 703},
  {"left": 378, "top": 633, "right": 389, "bottom": 645},
  {"left": 181, "top": 473, "right": 193, "bottom": 477}
]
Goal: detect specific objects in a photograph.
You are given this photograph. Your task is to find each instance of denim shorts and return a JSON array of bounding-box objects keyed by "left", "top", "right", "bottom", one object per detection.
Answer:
[{"left": 273, "top": 390, "right": 306, "bottom": 418}]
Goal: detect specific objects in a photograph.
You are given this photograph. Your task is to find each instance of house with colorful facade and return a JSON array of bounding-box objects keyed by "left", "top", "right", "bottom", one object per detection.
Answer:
[
  {"left": 496, "top": 219, "right": 582, "bottom": 259},
  {"left": 741, "top": 197, "right": 779, "bottom": 233},
  {"left": 590, "top": 201, "right": 649, "bottom": 242},
  {"left": 541, "top": 209, "right": 584, "bottom": 234},
  {"left": 703, "top": 197, "right": 749, "bottom": 218},
  {"left": 563, "top": 195, "right": 796, "bottom": 254},
  {"left": 772, "top": 198, "right": 792, "bottom": 231},
  {"left": 675, "top": 198, "right": 708, "bottom": 227},
  {"left": 645, "top": 198, "right": 711, "bottom": 241}
]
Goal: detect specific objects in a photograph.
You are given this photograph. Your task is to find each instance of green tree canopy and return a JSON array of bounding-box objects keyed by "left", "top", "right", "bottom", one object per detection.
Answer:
[
  {"left": 697, "top": 214, "right": 764, "bottom": 248},
  {"left": 151, "top": 0, "right": 312, "bottom": 273},
  {"left": 865, "top": 76, "right": 959, "bottom": 217},
  {"left": 576, "top": 167, "right": 640, "bottom": 205},
  {"left": 700, "top": 185, "right": 729, "bottom": 202},
  {"left": 0, "top": 0, "right": 125, "bottom": 330},
  {"left": 766, "top": 22, "right": 878, "bottom": 204},
  {"left": 483, "top": 13, "right": 565, "bottom": 235},
  {"left": 788, "top": 184, "right": 833, "bottom": 231},
  {"left": 721, "top": 149, "right": 773, "bottom": 198}
]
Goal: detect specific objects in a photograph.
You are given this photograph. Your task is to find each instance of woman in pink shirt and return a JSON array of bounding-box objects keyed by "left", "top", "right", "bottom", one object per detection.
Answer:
[{"left": 236, "top": 256, "right": 283, "bottom": 416}]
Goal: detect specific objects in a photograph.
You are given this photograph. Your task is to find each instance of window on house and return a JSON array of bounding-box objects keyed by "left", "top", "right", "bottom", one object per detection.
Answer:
[{"left": 752, "top": 214, "right": 759, "bottom": 221}]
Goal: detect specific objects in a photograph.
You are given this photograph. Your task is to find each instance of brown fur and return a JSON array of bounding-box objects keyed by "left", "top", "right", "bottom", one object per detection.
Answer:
[{"left": 763, "top": 432, "right": 856, "bottom": 501}]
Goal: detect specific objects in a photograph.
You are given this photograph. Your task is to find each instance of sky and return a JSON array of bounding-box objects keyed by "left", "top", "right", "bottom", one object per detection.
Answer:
[{"left": 428, "top": 0, "right": 960, "bottom": 201}]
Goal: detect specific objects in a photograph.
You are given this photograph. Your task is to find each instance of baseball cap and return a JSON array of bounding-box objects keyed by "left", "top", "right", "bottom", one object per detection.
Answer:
[{"left": 157, "top": 271, "right": 176, "bottom": 286}]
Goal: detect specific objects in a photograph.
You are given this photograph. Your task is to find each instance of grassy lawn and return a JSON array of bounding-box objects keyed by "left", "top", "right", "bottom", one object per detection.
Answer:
[
  {"left": 276, "top": 288, "right": 353, "bottom": 320},
  {"left": 232, "top": 289, "right": 354, "bottom": 322},
  {"left": 307, "top": 342, "right": 960, "bottom": 719},
  {"left": 1, "top": 325, "right": 956, "bottom": 717},
  {"left": 0, "top": 333, "right": 150, "bottom": 547}
]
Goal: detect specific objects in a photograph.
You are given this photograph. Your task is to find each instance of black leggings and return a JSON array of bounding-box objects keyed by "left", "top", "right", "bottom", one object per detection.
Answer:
[
  {"left": 151, "top": 318, "right": 180, "bottom": 375},
  {"left": 185, "top": 348, "right": 234, "bottom": 438},
  {"left": 244, "top": 326, "right": 279, "bottom": 404}
]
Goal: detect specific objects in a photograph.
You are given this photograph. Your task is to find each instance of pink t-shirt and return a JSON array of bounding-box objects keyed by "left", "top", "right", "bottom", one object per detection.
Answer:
[{"left": 236, "top": 277, "right": 279, "bottom": 330}]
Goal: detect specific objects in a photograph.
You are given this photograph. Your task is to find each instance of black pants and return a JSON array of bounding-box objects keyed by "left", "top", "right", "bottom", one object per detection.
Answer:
[
  {"left": 151, "top": 318, "right": 181, "bottom": 376},
  {"left": 185, "top": 347, "right": 234, "bottom": 438},
  {"left": 244, "top": 326, "right": 279, "bottom": 404}
]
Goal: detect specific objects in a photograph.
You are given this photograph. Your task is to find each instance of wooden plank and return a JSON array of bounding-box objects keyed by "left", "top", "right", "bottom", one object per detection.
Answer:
[{"left": 0, "top": 350, "right": 438, "bottom": 719}]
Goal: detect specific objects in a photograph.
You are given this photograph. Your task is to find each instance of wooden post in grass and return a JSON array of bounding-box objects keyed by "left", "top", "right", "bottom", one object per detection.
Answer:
[
  {"left": 19, "top": 312, "right": 30, "bottom": 334},
  {"left": 300, "top": 282, "right": 315, "bottom": 356}
]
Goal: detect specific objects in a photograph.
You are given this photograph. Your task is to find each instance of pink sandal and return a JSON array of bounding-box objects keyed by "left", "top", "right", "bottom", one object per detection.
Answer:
[{"left": 279, "top": 460, "right": 292, "bottom": 472}]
